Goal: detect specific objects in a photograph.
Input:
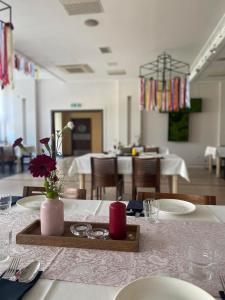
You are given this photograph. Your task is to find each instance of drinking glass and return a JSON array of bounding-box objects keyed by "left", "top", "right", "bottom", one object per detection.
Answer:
[
  {"left": 0, "top": 195, "right": 11, "bottom": 215},
  {"left": 143, "top": 198, "right": 159, "bottom": 223},
  {"left": 188, "top": 245, "right": 215, "bottom": 280},
  {"left": 0, "top": 229, "right": 11, "bottom": 262}
]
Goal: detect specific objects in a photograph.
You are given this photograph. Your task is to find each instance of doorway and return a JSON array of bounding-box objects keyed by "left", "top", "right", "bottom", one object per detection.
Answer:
[{"left": 51, "top": 110, "right": 103, "bottom": 156}]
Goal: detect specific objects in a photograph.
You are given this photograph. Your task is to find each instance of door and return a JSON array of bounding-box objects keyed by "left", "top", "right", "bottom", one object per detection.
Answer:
[{"left": 71, "top": 118, "right": 92, "bottom": 156}]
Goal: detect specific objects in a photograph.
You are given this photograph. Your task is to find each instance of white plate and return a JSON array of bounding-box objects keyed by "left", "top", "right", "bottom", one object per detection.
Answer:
[
  {"left": 159, "top": 199, "right": 196, "bottom": 215},
  {"left": 17, "top": 195, "right": 46, "bottom": 210},
  {"left": 114, "top": 276, "right": 215, "bottom": 300},
  {"left": 17, "top": 195, "right": 77, "bottom": 211}
]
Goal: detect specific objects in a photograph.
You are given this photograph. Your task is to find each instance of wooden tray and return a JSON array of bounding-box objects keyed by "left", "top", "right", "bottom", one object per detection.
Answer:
[{"left": 16, "top": 220, "right": 140, "bottom": 252}]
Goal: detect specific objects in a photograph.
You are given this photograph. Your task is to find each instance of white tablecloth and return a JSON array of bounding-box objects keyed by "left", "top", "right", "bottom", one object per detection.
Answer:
[
  {"left": 3, "top": 200, "right": 224, "bottom": 300},
  {"left": 204, "top": 146, "right": 225, "bottom": 159},
  {"left": 67, "top": 153, "right": 190, "bottom": 181}
]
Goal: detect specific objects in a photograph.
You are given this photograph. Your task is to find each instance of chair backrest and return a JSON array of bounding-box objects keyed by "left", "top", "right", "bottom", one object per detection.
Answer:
[
  {"left": 132, "top": 157, "right": 160, "bottom": 191},
  {"left": 137, "top": 192, "right": 216, "bottom": 205},
  {"left": 23, "top": 186, "right": 86, "bottom": 200},
  {"left": 1, "top": 146, "right": 16, "bottom": 162},
  {"left": 122, "top": 147, "right": 132, "bottom": 155},
  {"left": 144, "top": 146, "right": 159, "bottom": 153},
  {"left": 23, "top": 186, "right": 46, "bottom": 197},
  {"left": 91, "top": 157, "right": 119, "bottom": 187},
  {"left": 60, "top": 188, "right": 86, "bottom": 200}
]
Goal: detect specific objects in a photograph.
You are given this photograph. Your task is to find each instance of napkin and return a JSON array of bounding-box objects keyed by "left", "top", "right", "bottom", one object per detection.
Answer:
[
  {"left": 126, "top": 200, "right": 144, "bottom": 216},
  {"left": 11, "top": 196, "right": 22, "bottom": 206},
  {"left": 0, "top": 271, "right": 42, "bottom": 300}
]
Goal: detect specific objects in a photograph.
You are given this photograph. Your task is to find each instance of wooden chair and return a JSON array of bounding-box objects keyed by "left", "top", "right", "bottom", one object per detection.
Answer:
[
  {"left": 122, "top": 147, "right": 132, "bottom": 155},
  {"left": 0, "top": 146, "right": 16, "bottom": 173},
  {"left": 144, "top": 146, "right": 159, "bottom": 153},
  {"left": 23, "top": 186, "right": 86, "bottom": 200},
  {"left": 23, "top": 186, "right": 45, "bottom": 197},
  {"left": 132, "top": 157, "right": 160, "bottom": 199},
  {"left": 137, "top": 192, "right": 216, "bottom": 205},
  {"left": 91, "top": 157, "right": 123, "bottom": 200},
  {"left": 60, "top": 188, "right": 86, "bottom": 200}
]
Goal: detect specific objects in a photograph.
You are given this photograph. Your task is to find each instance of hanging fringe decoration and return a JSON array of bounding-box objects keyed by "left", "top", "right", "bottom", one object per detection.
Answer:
[
  {"left": 0, "top": 22, "right": 13, "bottom": 89},
  {"left": 139, "top": 52, "right": 190, "bottom": 112},
  {"left": 139, "top": 76, "right": 190, "bottom": 112},
  {"left": 14, "top": 53, "right": 37, "bottom": 78},
  {"left": 0, "top": 1, "right": 14, "bottom": 89}
]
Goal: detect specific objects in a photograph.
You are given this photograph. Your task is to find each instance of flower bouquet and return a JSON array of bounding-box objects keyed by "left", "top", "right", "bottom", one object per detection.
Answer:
[{"left": 13, "top": 121, "right": 74, "bottom": 236}]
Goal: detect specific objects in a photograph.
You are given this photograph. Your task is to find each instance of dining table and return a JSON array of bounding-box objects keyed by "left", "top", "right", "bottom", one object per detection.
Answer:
[
  {"left": 0, "top": 198, "right": 225, "bottom": 299},
  {"left": 64, "top": 153, "right": 190, "bottom": 193},
  {"left": 204, "top": 146, "right": 225, "bottom": 177}
]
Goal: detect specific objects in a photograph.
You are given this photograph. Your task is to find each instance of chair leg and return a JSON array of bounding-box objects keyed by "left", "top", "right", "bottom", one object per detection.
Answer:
[
  {"left": 99, "top": 188, "right": 102, "bottom": 200},
  {"left": 132, "top": 187, "right": 137, "bottom": 200}
]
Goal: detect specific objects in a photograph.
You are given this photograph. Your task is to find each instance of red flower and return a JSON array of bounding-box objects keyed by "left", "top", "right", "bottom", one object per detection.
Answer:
[
  {"left": 29, "top": 154, "right": 56, "bottom": 177},
  {"left": 13, "top": 137, "right": 23, "bottom": 148},
  {"left": 40, "top": 137, "right": 50, "bottom": 144}
]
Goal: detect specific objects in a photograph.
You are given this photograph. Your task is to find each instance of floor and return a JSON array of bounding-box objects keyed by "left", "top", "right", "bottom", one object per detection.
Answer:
[{"left": 0, "top": 167, "right": 224, "bottom": 205}]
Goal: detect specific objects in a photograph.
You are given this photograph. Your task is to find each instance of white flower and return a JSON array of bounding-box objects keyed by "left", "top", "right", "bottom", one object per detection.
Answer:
[{"left": 64, "top": 121, "right": 74, "bottom": 130}]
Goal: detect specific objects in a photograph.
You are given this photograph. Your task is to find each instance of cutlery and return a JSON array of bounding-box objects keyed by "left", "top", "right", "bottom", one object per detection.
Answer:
[
  {"left": 2, "top": 257, "right": 20, "bottom": 280},
  {"left": 17, "top": 261, "right": 40, "bottom": 283},
  {"left": 219, "top": 275, "right": 225, "bottom": 299}
]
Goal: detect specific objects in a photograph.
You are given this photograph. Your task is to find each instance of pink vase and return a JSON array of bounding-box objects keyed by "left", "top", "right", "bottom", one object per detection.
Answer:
[{"left": 40, "top": 197, "right": 64, "bottom": 236}]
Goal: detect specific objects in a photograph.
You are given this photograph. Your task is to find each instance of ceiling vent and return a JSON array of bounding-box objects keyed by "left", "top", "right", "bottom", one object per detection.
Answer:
[
  {"left": 99, "top": 47, "right": 112, "bottom": 54},
  {"left": 59, "top": 0, "right": 103, "bottom": 16},
  {"left": 58, "top": 64, "right": 94, "bottom": 74},
  {"left": 107, "top": 70, "right": 126, "bottom": 76}
]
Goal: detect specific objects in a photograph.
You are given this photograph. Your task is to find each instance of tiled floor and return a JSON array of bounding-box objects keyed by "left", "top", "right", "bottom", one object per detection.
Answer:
[{"left": 0, "top": 167, "right": 224, "bottom": 204}]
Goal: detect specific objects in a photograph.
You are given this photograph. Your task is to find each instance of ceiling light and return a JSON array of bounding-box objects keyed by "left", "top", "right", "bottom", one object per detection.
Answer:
[
  {"left": 107, "top": 70, "right": 126, "bottom": 75},
  {"left": 99, "top": 47, "right": 112, "bottom": 54},
  {"left": 85, "top": 19, "right": 99, "bottom": 27},
  {"left": 210, "top": 48, "right": 216, "bottom": 54},
  {"left": 107, "top": 62, "right": 118, "bottom": 66}
]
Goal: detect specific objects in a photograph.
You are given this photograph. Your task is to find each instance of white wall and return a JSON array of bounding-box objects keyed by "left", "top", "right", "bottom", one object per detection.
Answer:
[
  {"left": 143, "top": 81, "right": 221, "bottom": 166},
  {"left": 0, "top": 78, "right": 37, "bottom": 146},
  {"left": 219, "top": 81, "right": 225, "bottom": 146},
  {"left": 36, "top": 79, "right": 119, "bottom": 150},
  {"left": 36, "top": 79, "right": 222, "bottom": 166},
  {"left": 118, "top": 79, "right": 141, "bottom": 145}
]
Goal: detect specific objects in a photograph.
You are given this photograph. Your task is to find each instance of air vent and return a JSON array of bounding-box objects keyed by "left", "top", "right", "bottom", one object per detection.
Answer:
[
  {"left": 59, "top": 0, "right": 103, "bottom": 16},
  {"left": 99, "top": 47, "right": 112, "bottom": 54},
  {"left": 58, "top": 64, "right": 94, "bottom": 74},
  {"left": 107, "top": 70, "right": 126, "bottom": 76}
]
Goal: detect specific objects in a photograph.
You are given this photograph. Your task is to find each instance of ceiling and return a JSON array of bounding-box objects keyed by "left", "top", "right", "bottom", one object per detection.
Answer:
[
  {"left": 4, "top": 0, "right": 225, "bottom": 81},
  {"left": 194, "top": 40, "right": 225, "bottom": 81}
]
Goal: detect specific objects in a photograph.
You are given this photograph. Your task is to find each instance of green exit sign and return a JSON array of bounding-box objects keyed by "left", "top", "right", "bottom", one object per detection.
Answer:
[{"left": 71, "top": 103, "right": 82, "bottom": 108}]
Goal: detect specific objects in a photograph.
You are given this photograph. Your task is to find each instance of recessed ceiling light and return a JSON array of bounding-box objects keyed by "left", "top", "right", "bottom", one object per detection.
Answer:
[
  {"left": 107, "top": 62, "right": 118, "bottom": 66},
  {"left": 85, "top": 19, "right": 99, "bottom": 27}
]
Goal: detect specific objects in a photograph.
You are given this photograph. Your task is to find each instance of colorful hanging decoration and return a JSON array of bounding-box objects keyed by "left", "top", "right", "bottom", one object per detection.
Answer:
[
  {"left": 14, "top": 53, "right": 38, "bottom": 78},
  {"left": 139, "top": 52, "right": 190, "bottom": 112},
  {"left": 0, "top": 1, "right": 14, "bottom": 89},
  {"left": 139, "top": 77, "right": 190, "bottom": 112}
]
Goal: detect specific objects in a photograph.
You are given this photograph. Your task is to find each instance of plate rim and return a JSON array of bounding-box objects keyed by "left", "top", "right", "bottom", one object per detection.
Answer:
[
  {"left": 114, "top": 276, "right": 215, "bottom": 300},
  {"left": 16, "top": 194, "right": 46, "bottom": 210},
  {"left": 159, "top": 199, "right": 196, "bottom": 215}
]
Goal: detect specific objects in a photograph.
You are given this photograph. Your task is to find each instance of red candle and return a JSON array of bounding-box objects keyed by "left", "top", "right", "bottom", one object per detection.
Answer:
[{"left": 109, "top": 201, "right": 127, "bottom": 240}]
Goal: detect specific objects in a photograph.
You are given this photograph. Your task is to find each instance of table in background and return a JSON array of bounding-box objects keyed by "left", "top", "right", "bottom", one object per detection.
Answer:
[
  {"left": 204, "top": 146, "right": 225, "bottom": 177},
  {"left": 5, "top": 200, "right": 225, "bottom": 300},
  {"left": 67, "top": 153, "right": 190, "bottom": 193}
]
